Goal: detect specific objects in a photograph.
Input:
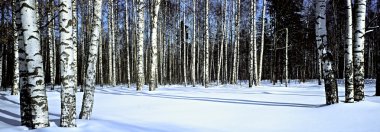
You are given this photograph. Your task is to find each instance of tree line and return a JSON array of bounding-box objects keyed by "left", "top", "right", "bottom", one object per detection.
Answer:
[{"left": 0, "top": 0, "right": 379, "bottom": 129}]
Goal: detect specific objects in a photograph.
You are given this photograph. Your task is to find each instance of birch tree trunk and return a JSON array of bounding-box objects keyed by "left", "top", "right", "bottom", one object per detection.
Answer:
[
  {"left": 73, "top": 0, "right": 78, "bottom": 89},
  {"left": 216, "top": 0, "right": 226, "bottom": 86},
  {"left": 149, "top": 0, "right": 161, "bottom": 91},
  {"left": 20, "top": 0, "right": 50, "bottom": 128},
  {"left": 125, "top": 0, "right": 130, "bottom": 88},
  {"left": 231, "top": 0, "right": 237, "bottom": 84},
  {"left": 111, "top": 0, "right": 116, "bottom": 86},
  {"left": 353, "top": 0, "right": 366, "bottom": 101},
  {"left": 108, "top": 0, "right": 113, "bottom": 85},
  {"left": 191, "top": 0, "right": 196, "bottom": 87},
  {"left": 345, "top": 0, "right": 354, "bottom": 103},
  {"left": 79, "top": 0, "right": 102, "bottom": 119},
  {"left": 315, "top": 0, "right": 339, "bottom": 105},
  {"left": 258, "top": 0, "right": 266, "bottom": 85},
  {"left": 17, "top": 0, "right": 32, "bottom": 126},
  {"left": 12, "top": 0, "right": 19, "bottom": 95},
  {"left": 250, "top": 0, "right": 257, "bottom": 87},
  {"left": 59, "top": 0, "right": 76, "bottom": 127},
  {"left": 204, "top": 0, "right": 209, "bottom": 88},
  {"left": 183, "top": 2, "right": 187, "bottom": 86},
  {"left": 136, "top": 0, "right": 145, "bottom": 91},
  {"left": 48, "top": 0, "right": 56, "bottom": 90}
]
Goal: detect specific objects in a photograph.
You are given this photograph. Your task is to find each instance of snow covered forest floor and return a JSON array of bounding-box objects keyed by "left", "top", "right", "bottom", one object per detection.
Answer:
[{"left": 1, "top": 80, "right": 379, "bottom": 132}]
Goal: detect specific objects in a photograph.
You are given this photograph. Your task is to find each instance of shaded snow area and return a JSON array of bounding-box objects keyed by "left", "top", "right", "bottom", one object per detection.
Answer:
[{"left": 1, "top": 80, "right": 380, "bottom": 132}]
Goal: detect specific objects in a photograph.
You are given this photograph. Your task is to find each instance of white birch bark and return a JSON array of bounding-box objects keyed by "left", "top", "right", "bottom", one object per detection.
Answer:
[
  {"left": 353, "top": 0, "right": 366, "bottom": 101},
  {"left": 17, "top": 0, "right": 31, "bottom": 126},
  {"left": 149, "top": 0, "right": 161, "bottom": 91},
  {"left": 59, "top": 0, "right": 76, "bottom": 127},
  {"left": 258, "top": 0, "right": 266, "bottom": 85},
  {"left": 345, "top": 0, "right": 354, "bottom": 103},
  {"left": 183, "top": 1, "right": 187, "bottom": 86},
  {"left": 108, "top": 0, "right": 113, "bottom": 85},
  {"left": 111, "top": 0, "right": 116, "bottom": 86},
  {"left": 125, "top": 0, "right": 130, "bottom": 88},
  {"left": 136, "top": 0, "right": 145, "bottom": 91},
  {"left": 250, "top": 0, "right": 257, "bottom": 87},
  {"left": 12, "top": 0, "right": 19, "bottom": 95},
  {"left": 204, "top": 0, "right": 209, "bottom": 88},
  {"left": 315, "top": 0, "right": 339, "bottom": 104},
  {"left": 20, "top": 0, "right": 50, "bottom": 128},
  {"left": 217, "top": 0, "right": 226, "bottom": 86},
  {"left": 73, "top": 0, "right": 78, "bottom": 89},
  {"left": 48, "top": 0, "right": 56, "bottom": 90},
  {"left": 79, "top": 0, "right": 102, "bottom": 119},
  {"left": 191, "top": 0, "right": 196, "bottom": 87}
]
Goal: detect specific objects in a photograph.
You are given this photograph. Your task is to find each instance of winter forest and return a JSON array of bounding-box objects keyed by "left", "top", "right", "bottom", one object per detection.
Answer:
[{"left": 0, "top": 0, "right": 379, "bottom": 131}]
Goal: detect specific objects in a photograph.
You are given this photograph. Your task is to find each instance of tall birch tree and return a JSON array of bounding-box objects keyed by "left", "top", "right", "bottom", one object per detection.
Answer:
[
  {"left": 258, "top": 0, "right": 266, "bottom": 85},
  {"left": 204, "top": 0, "right": 209, "bottom": 87},
  {"left": 353, "top": 0, "right": 366, "bottom": 101},
  {"left": 136, "top": 0, "right": 145, "bottom": 91},
  {"left": 59, "top": 0, "right": 76, "bottom": 127},
  {"left": 79, "top": 0, "right": 102, "bottom": 119},
  {"left": 20, "top": 0, "right": 50, "bottom": 128},
  {"left": 149, "top": 0, "right": 161, "bottom": 91},
  {"left": 345, "top": 0, "right": 354, "bottom": 103},
  {"left": 315, "top": 0, "right": 338, "bottom": 105},
  {"left": 249, "top": 0, "right": 257, "bottom": 87},
  {"left": 12, "top": 0, "right": 19, "bottom": 95},
  {"left": 191, "top": 0, "right": 196, "bottom": 87}
]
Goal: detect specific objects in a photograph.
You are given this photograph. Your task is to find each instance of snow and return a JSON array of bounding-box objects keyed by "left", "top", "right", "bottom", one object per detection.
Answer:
[{"left": 1, "top": 80, "right": 380, "bottom": 132}]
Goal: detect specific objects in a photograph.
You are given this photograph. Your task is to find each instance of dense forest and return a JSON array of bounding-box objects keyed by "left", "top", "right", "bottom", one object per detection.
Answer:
[{"left": 0, "top": 0, "right": 379, "bottom": 129}]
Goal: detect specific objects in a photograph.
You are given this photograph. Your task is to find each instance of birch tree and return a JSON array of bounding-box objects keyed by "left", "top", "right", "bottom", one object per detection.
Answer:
[
  {"left": 73, "top": 0, "right": 78, "bottom": 89},
  {"left": 48, "top": 0, "right": 56, "bottom": 90},
  {"left": 258, "top": 0, "right": 266, "bottom": 85},
  {"left": 59, "top": 0, "right": 76, "bottom": 127},
  {"left": 136, "top": 0, "right": 145, "bottom": 91},
  {"left": 204, "top": 0, "right": 209, "bottom": 87},
  {"left": 315, "top": 0, "right": 338, "bottom": 105},
  {"left": 79, "top": 0, "right": 102, "bottom": 119},
  {"left": 17, "top": 0, "right": 31, "bottom": 126},
  {"left": 191, "top": 0, "right": 196, "bottom": 87},
  {"left": 125, "top": 0, "right": 131, "bottom": 88},
  {"left": 345, "top": 0, "right": 354, "bottom": 103},
  {"left": 249, "top": 0, "right": 257, "bottom": 87},
  {"left": 20, "top": 0, "right": 50, "bottom": 128},
  {"left": 149, "top": 0, "right": 161, "bottom": 91},
  {"left": 353, "top": 0, "right": 366, "bottom": 101},
  {"left": 12, "top": 0, "right": 19, "bottom": 95},
  {"left": 216, "top": 0, "right": 225, "bottom": 85}
]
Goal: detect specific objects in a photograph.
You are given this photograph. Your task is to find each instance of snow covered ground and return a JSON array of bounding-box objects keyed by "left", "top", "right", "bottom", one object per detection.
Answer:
[{"left": 0, "top": 80, "right": 379, "bottom": 132}]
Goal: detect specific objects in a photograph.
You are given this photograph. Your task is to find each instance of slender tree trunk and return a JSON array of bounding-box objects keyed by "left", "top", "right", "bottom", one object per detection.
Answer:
[
  {"left": 258, "top": 0, "right": 266, "bottom": 85},
  {"left": 12, "top": 0, "right": 19, "bottom": 95},
  {"left": 285, "top": 28, "right": 288, "bottom": 87},
  {"left": 345, "top": 0, "right": 354, "bottom": 103},
  {"left": 191, "top": 0, "right": 196, "bottom": 87},
  {"left": 73, "top": 0, "right": 78, "bottom": 89},
  {"left": 316, "top": 0, "right": 339, "bottom": 105},
  {"left": 79, "top": 0, "right": 102, "bottom": 119},
  {"left": 125, "top": 0, "right": 130, "bottom": 88},
  {"left": 250, "top": 0, "right": 257, "bottom": 87},
  {"left": 353, "top": 0, "right": 366, "bottom": 101},
  {"left": 59, "top": 0, "right": 77, "bottom": 127},
  {"left": 48, "top": 0, "right": 56, "bottom": 90},
  {"left": 149, "top": 0, "right": 161, "bottom": 91},
  {"left": 20, "top": 0, "right": 50, "bottom": 128},
  {"left": 112, "top": 0, "right": 117, "bottom": 86},
  {"left": 204, "top": 0, "right": 209, "bottom": 88},
  {"left": 136, "top": 0, "right": 145, "bottom": 91},
  {"left": 183, "top": 2, "right": 187, "bottom": 86}
]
